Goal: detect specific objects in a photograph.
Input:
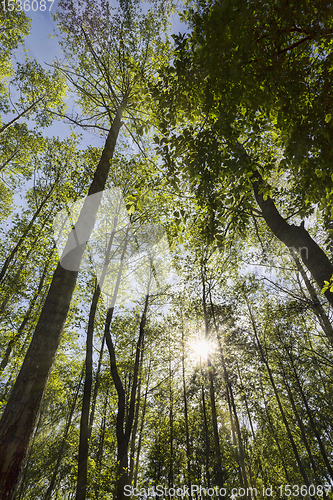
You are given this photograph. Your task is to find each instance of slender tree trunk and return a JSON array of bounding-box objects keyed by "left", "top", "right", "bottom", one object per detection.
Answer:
[
  {"left": 0, "top": 248, "right": 54, "bottom": 373},
  {"left": 104, "top": 232, "right": 150, "bottom": 500},
  {"left": 259, "top": 376, "right": 291, "bottom": 483},
  {"left": 133, "top": 358, "right": 151, "bottom": 488},
  {"left": 229, "top": 140, "right": 333, "bottom": 307},
  {"left": 287, "top": 350, "right": 333, "bottom": 481},
  {"left": 168, "top": 353, "right": 174, "bottom": 491},
  {"left": 246, "top": 300, "right": 310, "bottom": 486},
  {"left": 281, "top": 369, "right": 323, "bottom": 483},
  {"left": 88, "top": 334, "right": 105, "bottom": 437},
  {"left": 181, "top": 319, "right": 192, "bottom": 499},
  {"left": 43, "top": 370, "right": 84, "bottom": 500},
  {"left": 200, "top": 365, "right": 211, "bottom": 488},
  {"left": 202, "top": 270, "right": 224, "bottom": 488},
  {"left": 0, "top": 102, "right": 125, "bottom": 500},
  {"left": 0, "top": 185, "right": 57, "bottom": 284},
  {"left": 236, "top": 363, "right": 267, "bottom": 490},
  {"left": 75, "top": 283, "right": 99, "bottom": 500},
  {"left": 290, "top": 250, "right": 333, "bottom": 344},
  {"left": 209, "top": 290, "right": 248, "bottom": 490},
  {"left": 94, "top": 386, "right": 109, "bottom": 500},
  {"left": 129, "top": 344, "right": 144, "bottom": 482},
  {"left": 76, "top": 210, "right": 120, "bottom": 500}
]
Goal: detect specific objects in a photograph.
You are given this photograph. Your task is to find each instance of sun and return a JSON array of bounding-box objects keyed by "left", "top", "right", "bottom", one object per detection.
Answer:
[{"left": 191, "top": 339, "right": 210, "bottom": 361}]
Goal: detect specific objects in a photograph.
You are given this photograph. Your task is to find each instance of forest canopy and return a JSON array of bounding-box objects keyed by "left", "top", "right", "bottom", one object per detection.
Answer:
[{"left": 1, "top": 1, "right": 333, "bottom": 499}]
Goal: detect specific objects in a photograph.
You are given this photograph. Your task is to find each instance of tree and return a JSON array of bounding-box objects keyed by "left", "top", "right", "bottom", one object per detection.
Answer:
[
  {"left": 152, "top": 0, "right": 333, "bottom": 308},
  {"left": 0, "top": 0, "right": 170, "bottom": 495}
]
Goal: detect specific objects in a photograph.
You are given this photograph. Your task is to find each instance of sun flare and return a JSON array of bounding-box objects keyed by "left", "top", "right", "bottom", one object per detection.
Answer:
[{"left": 191, "top": 339, "right": 210, "bottom": 361}]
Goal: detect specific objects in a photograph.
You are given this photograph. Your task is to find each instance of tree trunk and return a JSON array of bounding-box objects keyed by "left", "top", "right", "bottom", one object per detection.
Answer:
[
  {"left": 43, "top": 369, "right": 84, "bottom": 500},
  {"left": 181, "top": 319, "right": 192, "bottom": 499},
  {"left": 233, "top": 141, "right": 333, "bottom": 307},
  {"left": 200, "top": 366, "right": 211, "bottom": 488},
  {"left": 104, "top": 231, "right": 150, "bottom": 500},
  {"left": 0, "top": 247, "right": 54, "bottom": 373},
  {"left": 168, "top": 353, "right": 174, "bottom": 491},
  {"left": 287, "top": 349, "right": 333, "bottom": 482},
  {"left": 290, "top": 250, "right": 333, "bottom": 344},
  {"left": 0, "top": 102, "right": 125, "bottom": 500},
  {"left": 251, "top": 170, "right": 333, "bottom": 307},
  {"left": 259, "top": 376, "right": 292, "bottom": 483},
  {"left": 246, "top": 300, "right": 310, "bottom": 486},
  {"left": 76, "top": 212, "right": 120, "bottom": 500},
  {"left": 202, "top": 269, "right": 224, "bottom": 488},
  {"left": 209, "top": 290, "right": 248, "bottom": 490},
  {"left": 281, "top": 369, "right": 326, "bottom": 487},
  {"left": 88, "top": 334, "right": 105, "bottom": 437},
  {"left": 94, "top": 385, "right": 109, "bottom": 500},
  {"left": 0, "top": 185, "right": 56, "bottom": 284},
  {"left": 133, "top": 358, "right": 151, "bottom": 488},
  {"left": 129, "top": 345, "right": 144, "bottom": 482}
]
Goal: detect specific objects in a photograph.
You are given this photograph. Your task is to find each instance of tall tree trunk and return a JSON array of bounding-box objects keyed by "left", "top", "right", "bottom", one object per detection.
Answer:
[
  {"left": 15, "top": 408, "right": 44, "bottom": 500},
  {"left": 246, "top": 299, "right": 310, "bottom": 486},
  {"left": 0, "top": 185, "right": 57, "bottom": 284},
  {"left": 280, "top": 368, "right": 326, "bottom": 488},
  {"left": 133, "top": 358, "right": 151, "bottom": 488},
  {"left": 181, "top": 318, "right": 192, "bottom": 499},
  {"left": 259, "top": 376, "right": 292, "bottom": 483},
  {"left": 208, "top": 290, "right": 248, "bottom": 490},
  {"left": 202, "top": 269, "right": 224, "bottom": 488},
  {"left": 43, "top": 370, "right": 84, "bottom": 500},
  {"left": 236, "top": 363, "right": 267, "bottom": 490},
  {"left": 0, "top": 102, "right": 125, "bottom": 500},
  {"left": 88, "top": 334, "right": 105, "bottom": 437},
  {"left": 200, "top": 365, "right": 211, "bottom": 488},
  {"left": 286, "top": 349, "right": 333, "bottom": 481},
  {"left": 230, "top": 140, "right": 333, "bottom": 307},
  {"left": 129, "top": 344, "right": 144, "bottom": 482},
  {"left": 290, "top": 250, "right": 333, "bottom": 344},
  {"left": 168, "top": 353, "right": 174, "bottom": 491},
  {"left": 76, "top": 211, "right": 120, "bottom": 500},
  {"left": 0, "top": 247, "right": 54, "bottom": 373},
  {"left": 104, "top": 232, "right": 150, "bottom": 500},
  {"left": 94, "top": 386, "right": 109, "bottom": 500}
]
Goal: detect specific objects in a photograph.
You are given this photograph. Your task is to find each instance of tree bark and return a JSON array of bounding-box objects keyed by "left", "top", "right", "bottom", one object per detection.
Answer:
[
  {"left": 209, "top": 291, "right": 248, "bottom": 490},
  {"left": 251, "top": 169, "right": 333, "bottom": 307},
  {"left": 0, "top": 102, "right": 125, "bottom": 500},
  {"left": 232, "top": 141, "right": 333, "bottom": 308},
  {"left": 200, "top": 367, "right": 211, "bottom": 488}
]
